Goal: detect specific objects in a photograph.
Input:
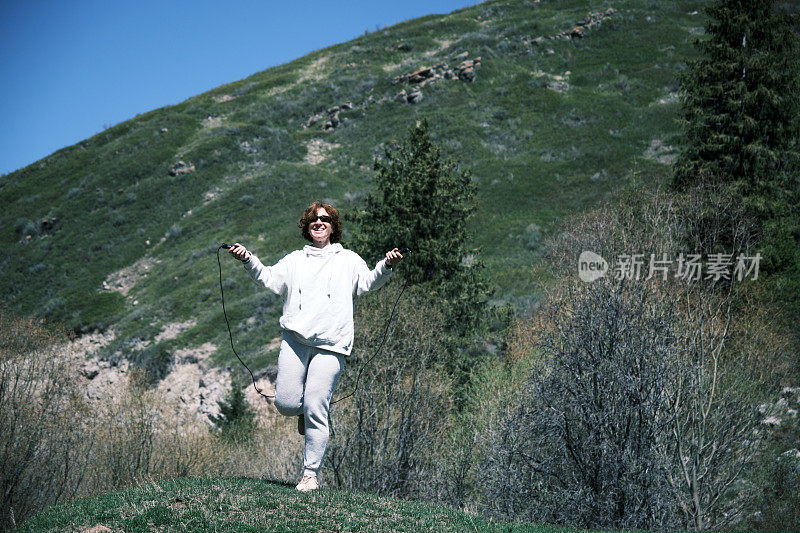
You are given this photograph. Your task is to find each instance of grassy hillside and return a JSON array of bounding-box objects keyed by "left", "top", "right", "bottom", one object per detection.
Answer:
[
  {"left": 0, "top": 0, "right": 703, "bottom": 370},
  {"left": 16, "top": 477, "right": 578, "bottom": 532}
]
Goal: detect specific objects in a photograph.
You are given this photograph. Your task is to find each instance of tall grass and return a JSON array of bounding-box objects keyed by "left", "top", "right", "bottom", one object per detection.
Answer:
[{"left": 0, "top": 308, "right": 302, "bottom": 531}]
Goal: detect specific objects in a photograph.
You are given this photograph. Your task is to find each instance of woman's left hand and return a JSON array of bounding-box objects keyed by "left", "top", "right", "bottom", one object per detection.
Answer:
[{"left": 385, "top": 248, "right": 404, "bottom": 268}]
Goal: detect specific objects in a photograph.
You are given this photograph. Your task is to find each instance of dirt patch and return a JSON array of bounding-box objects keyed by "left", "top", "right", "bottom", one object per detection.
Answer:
[
  {"left": 297, "top": 55, "right": 330, "bottom": 84},
  {"left": 422, "top": 39, "right": 455, "bottom": 58},
  {"left": 654, "top": 91, "right": 680, "bottom": 105},
  {"left": 155, "top": 319, "right": 197, "bottom": 343},
  {"left": 643, "top": 139, "right": 678, "bottom": 164},
  {"left": 66, "top": 328, "right": 118, "bottom": 359},
  {"left": 202, "top": 116, "right": 223, "bottom": 128},
  {"left": 83, "top": 358, "right": 131, "bottom": 400},
  {"left": 304, "top": 138, "right": 340, "bottom": 165},
  {"left": 257, "top": 54, "right": 330, "bottom": 101},
  {"left": 532, "top": 70, "right": 571, "bottom": 92},
  {"left": 157, "top": 342, "right": 278, "bottom": 425},
  {"left": 244, "top": 377, "right": 278, "bottom": 425},
  {"left": 57, "top": 322, "right": 280, "bottom": 426},
  {"left": 203, "top": 186, "right": 223, "bottom": 205},
  {"left": 213, "top": 94, "right": 235, "bottom": 103},
  {"left": 382, "top": 60, "right": 407, "bottom": 73},
  {"left": 52, "top": 327, "right": 126, "bottom": 401},
  {"left": 102, "top": 257, "right": 159, "bottom": 297}
]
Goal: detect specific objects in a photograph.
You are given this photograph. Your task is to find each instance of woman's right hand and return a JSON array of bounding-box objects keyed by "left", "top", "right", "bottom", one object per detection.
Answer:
[{"left": 229, "top": 242, "right": 252, "bottom": 262}]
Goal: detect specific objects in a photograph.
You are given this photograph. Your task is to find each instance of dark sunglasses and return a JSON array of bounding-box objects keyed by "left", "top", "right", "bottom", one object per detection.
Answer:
[{"left": 310, "top": 215, "right": 332, "bottom": 224}]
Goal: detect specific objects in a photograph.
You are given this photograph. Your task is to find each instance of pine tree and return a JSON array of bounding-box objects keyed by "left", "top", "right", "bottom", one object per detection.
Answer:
[
  {"left": 210, "top": 382, "right": 255, "bottom": 441},
  {"left": 673, "top": 0, "right": 800, "bottom": 380},
  {"left": 349, "top": 119, "right": 490, "bottom": 333},
  {"left": 673, "top": 0, "right": 800, "bottom": 221}
]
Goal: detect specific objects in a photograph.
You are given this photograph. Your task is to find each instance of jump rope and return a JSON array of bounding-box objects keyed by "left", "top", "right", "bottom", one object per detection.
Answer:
[{"left": 216, "top": 243, "right": 410, "bottom": 408}]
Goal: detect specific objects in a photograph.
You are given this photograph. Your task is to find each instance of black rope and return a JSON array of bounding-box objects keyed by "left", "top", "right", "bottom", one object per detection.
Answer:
[
  {"left": 331, "top": 276, "right": 408, "bottom": 405},
  {"left": 217, "top": 244, "right": 274, "bottom": 400}
]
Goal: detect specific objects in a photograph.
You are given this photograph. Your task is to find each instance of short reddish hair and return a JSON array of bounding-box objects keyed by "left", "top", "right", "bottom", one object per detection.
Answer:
[{"left": 298, "top": 201, "right": 343, "bottom": 243}]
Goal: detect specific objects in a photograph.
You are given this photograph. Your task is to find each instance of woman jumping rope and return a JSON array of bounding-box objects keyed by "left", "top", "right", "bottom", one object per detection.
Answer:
[{"left": 227, "top": 201, "right": 403, "bottom": 492}]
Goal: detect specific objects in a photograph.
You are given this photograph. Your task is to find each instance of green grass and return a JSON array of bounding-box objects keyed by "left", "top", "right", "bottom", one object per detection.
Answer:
[
  {"left": 16, "top": 477, "right": 580, "bottom": 532},
  {"left": 0, "top": 0, "right": 707, "bottom": 369}
]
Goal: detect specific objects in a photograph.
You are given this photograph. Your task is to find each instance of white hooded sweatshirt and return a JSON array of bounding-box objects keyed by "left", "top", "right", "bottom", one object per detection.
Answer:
[{"left": 242, "top": 243, "right": 392, "bottom": 356}]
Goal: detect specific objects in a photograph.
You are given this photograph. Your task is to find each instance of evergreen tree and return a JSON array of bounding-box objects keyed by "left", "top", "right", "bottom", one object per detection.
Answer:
[
  {"left": 349, "top": 119, "right": 490, "bottom": 333},
  {"left": 673, "top": 0, "right": 800, "bottom": 224},
  {"left": 210, "top": 382, "right": 256, "bottom": 441},
  {"left": 673, "top": 0, "right": 800, "bottom": 365}
]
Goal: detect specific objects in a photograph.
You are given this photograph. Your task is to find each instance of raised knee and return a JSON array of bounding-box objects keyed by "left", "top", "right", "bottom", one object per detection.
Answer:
[{"left": 274, "top": 394, "right": 302, "bottom": 416}]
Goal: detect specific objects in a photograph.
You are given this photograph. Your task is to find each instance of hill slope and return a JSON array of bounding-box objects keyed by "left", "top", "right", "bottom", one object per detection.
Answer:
[
  {"left": 0, "top": 0, "right": 703, "bottom": 370},
  {"left": 16, "top": 477, "right": 575, "bottom": 532}
]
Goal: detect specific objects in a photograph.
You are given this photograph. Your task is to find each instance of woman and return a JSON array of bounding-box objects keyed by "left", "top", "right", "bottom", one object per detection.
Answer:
[{"left": 228, "top": 201, "right": 403, "bottom": 492}]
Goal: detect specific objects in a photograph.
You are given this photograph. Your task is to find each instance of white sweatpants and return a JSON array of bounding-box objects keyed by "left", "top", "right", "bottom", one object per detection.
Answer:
[{"left": 274, "top": 331, "right": 344, "bottom": 479}]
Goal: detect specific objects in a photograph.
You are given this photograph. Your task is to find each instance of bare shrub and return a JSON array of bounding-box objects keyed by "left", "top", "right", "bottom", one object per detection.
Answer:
[
  {"left": 438, "top": 333, "right": 540, "bottom": 511},
  {"left": 323, "top": 285, "right": 455, "bottom": 498},
  {"left": 479, "top": 185, "right": 771, "bottom": 530},
  {"left": 85, "top": 374, "right": 301, "bottom": 490},
  {"left": 664, "top": 281, "right": 766, "bottom": 530},
  {"left": 1, "top": 307, "right": 304, "bottom": 530},
  {"left": 89, "top": 371, "right": 158, "bottom": 489},
  {"left": 0, "top": 310, "right": 94, "bottom": 531},
  {"left": 483, "top": 277, "right": 681, "bottom": 529},
  {"left": 546, "top": 183, "right": 759, "bottom": 279}
]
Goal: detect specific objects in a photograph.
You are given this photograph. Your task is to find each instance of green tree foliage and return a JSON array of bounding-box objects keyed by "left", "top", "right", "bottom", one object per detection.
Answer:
[
  {"left": 210, "top": 382, "right": 256, "bottom": 441},
  {"left": 349, "top": 119, "right": 490, "bottom": 334},
  {"left": 673, "top": 0, "right": 800, "bottom": 271},
  {"left": 673, "top": 0, "right": 799, "bottom": 205}
]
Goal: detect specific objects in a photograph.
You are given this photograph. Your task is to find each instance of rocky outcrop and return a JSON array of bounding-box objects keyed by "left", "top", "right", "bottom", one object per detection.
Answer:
[
  {"left": 302, "top": 49, "right": 484, "bottom": 123},
  {"left": 304, "top": 101, "right": 354, "bottom": 131},
  {"left": 168, "top": 160, "right": 195, "bottom": 176},
  {"left": 392, "top": 55, "right": 482, "bottom": 85},
  {"left": 396, "top": 87, "right": 424, "bottom": 104},
  {"left": 525, "top": 8, "right": 617, "bottom": 45},
  {"left": 391, "top": 53, "right": 483, "bottom": 104}
]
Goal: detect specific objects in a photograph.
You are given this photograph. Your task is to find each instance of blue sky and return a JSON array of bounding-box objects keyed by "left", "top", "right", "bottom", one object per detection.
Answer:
[{"left": 0, "top": 0, "right": 478, "bottom": 176}]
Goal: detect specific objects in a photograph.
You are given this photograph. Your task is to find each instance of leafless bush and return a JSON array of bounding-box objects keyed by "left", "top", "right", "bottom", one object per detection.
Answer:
[
  {"left": 0, "top": 310, "right": 94, "bottom": 531},
  {"left": 479, "top": 185, "right": 769, "bottom": 530},
  {"left": 664, "top": 282, "right": 763, "bottom": 530},
  {"left": 436, "top": 319, "right": 543, "bottom": 511},
  {"left": 85, "top": 374, "right": 302, "bottom": 490},
  {"left": 675, "top": 182, "right": 761, "bottom": 259},
  {"left": 483, "top": 278, "right": 682, "bottom": 530},
  {"left": 89, "top": 371, "right": 158, "bottom": 489},
  {"left": 323, "top": 286, "right": 455, "bottom": 498},
  {"left": 546, "top": 183, "right": 760, "bottom": 279},
  {"left": 0, "top": 307, "right": 305, "bottom": 530}
]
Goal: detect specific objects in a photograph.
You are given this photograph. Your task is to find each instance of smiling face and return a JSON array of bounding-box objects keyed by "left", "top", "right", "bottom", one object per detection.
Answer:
[
  {"left": 299, "top": 201, "right": 342, "bottom": 244},
  {"left": 309, "top": 207, "right": 333, "bottom": 247}
]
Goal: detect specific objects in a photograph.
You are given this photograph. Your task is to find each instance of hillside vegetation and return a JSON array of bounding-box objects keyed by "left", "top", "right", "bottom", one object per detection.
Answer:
[
  {"left": 9, "top": 0, "right": 799, "bottom": 530},
  {"left": 0, "top": 0, "right": 700, "bottom": 371}
]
